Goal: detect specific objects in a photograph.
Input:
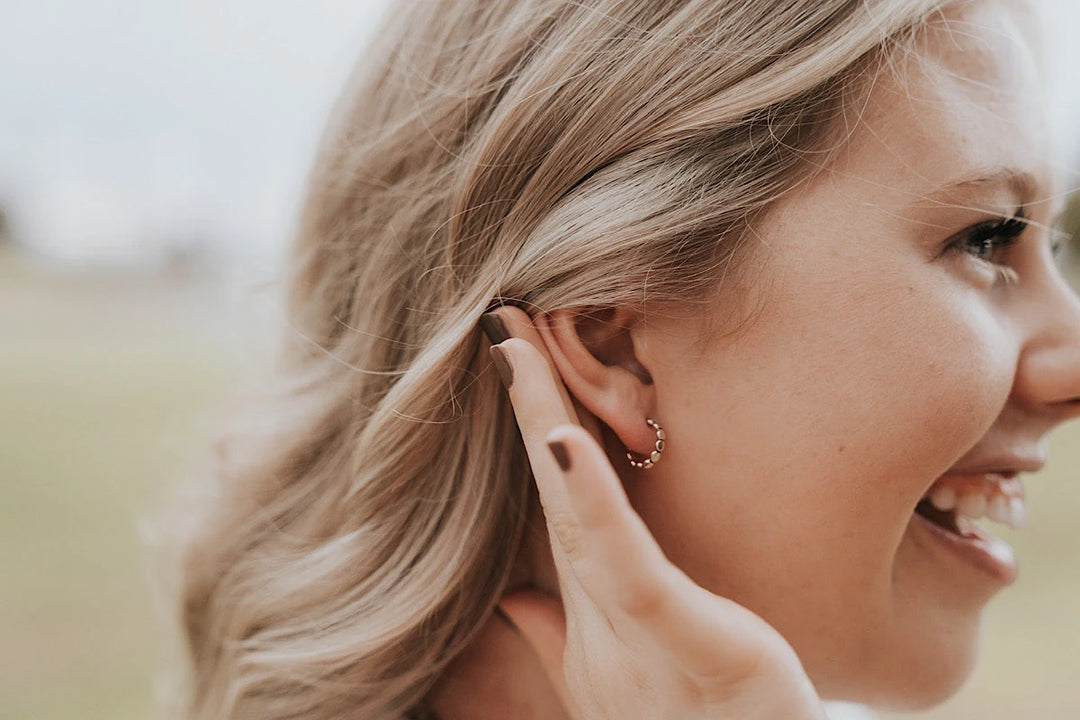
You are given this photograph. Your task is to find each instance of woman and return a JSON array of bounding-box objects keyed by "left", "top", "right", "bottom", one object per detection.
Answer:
[{"left": 168, "top": 0, "right": 1080, "bottom": 718}]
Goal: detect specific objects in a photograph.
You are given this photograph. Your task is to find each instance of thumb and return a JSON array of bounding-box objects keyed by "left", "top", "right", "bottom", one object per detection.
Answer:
[{"left": 498, "top": 590, "right": 572, "bottom": 712}]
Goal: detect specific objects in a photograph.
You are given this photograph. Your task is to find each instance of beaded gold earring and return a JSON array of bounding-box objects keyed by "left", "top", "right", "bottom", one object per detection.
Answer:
[{"left": 626, "top": 418, "right": 666, "bottom": 469}]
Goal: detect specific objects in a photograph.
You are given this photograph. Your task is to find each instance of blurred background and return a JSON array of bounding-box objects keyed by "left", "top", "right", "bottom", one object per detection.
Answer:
[{"left": 1, "top": 2, "right": 1078, "bottom": 719}]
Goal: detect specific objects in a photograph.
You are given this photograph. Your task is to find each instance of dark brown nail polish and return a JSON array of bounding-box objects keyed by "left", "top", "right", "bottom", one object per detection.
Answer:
[
  {"left": 493, "top": 604, "right": 522, "bottom": 636},
  {"left": 479, "top": 312, "right": 511, "bottom": 345},
  {"left": 489, "top": 345, "right": 514, "bottom": 388},
  {"left": 547, "top": 440, "right": 571, "bottom": 472}
]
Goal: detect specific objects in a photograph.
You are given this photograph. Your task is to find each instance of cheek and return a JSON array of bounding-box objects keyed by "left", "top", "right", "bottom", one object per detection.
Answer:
[
  {"left": 726, "top": 272, "right": 1016, "bottom": 490},
  {"left": 633, "top": 276, "right": 1018, "bottom": 701},
  {"left": 640, "top": 271, "right": 1017, "bottom": 591},
  {"left": 832, "top": 290, "right": 1014, "bottom": 481}
]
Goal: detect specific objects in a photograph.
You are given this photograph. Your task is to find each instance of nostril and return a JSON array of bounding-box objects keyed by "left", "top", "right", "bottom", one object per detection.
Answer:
[{"left": 1034, "top": 390, "right": 1080, "bottom": 422}]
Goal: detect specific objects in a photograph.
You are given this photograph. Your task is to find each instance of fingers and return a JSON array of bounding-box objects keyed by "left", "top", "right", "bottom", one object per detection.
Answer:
[
  {"left": 481, "top": 307, "right": 587, "bottom": 556},
  {"left": 481, "top": 308, "right": 608, "bottom": 614},
  {"left": 480, "top": 309, "right": 817, "bottom": 708},
  {"left": 542, "top": 426, "right": 777, "bottom": 681},
  {"left": 481, "top": 306, "right": 674, "bottom": 623},
  {"left": 489, "top": 334, "right": 579, "bottom": 527},
  {"left": 543, "top": 425, "right": 675, "bottom": 621},
  {"left": 483, "top": 306, "right": 580, "bottom": 423}
]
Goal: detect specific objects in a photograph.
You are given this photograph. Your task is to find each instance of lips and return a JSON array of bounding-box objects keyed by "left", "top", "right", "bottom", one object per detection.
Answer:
[
  {"left": 911, "top": 508, "right": 1019, "bottom": 583},
  {"left": 911, "top": 469, "right": 1030, "bottom": 582}
]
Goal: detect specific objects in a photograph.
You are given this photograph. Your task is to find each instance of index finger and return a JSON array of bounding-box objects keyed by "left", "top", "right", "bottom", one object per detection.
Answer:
[
  {"left": 493, "top": 337, "right": 679, "bottom": 633},
  {"left": 490, "top": 334, "right": 579, "bottom": 516},
  {"left": 482, "top": 306, "right": 580, "bottom": 423},
  {"left": 481, "top": 307, "right": 600, "bottom": 601}
]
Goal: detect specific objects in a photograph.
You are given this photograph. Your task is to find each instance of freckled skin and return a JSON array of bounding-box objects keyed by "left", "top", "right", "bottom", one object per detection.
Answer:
[{"left": 619, "top": 3, "right": 1080, "bottom": 710}]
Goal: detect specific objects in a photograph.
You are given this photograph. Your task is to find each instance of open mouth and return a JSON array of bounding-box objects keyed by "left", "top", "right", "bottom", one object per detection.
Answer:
[
  {"left": 914, "top": 498, "right": 963, "bottom": 534},
  {"left": 910, "top": 471, "right": 1026, "bottom": 581},
  {"left": 910, "top": 470, "right": 1028, "bottom": 582},
  {"left": 913, "top": 472, "right": 1026, "bottom": 538}
]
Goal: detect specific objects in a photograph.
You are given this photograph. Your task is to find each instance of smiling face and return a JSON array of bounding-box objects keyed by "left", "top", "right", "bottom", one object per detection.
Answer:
[{"left": 624, "top": 2, "right": 1080, "bottom": 708}]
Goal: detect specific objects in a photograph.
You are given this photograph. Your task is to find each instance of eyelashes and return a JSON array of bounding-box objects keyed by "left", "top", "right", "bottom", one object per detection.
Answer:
[
  {"left": 951, "top": 209, "right": 1028, "bottom": 265},
  {"left": 941, "top": 206, "right": 1073, "bottom": 286},
  {"left": 942, "top": 208, "right": 1031, "bottom": 285}
]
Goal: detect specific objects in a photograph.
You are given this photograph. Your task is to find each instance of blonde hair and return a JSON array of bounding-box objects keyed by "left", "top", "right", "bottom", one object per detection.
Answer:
[{"left": 166, "top": 1, "right": 953, "bottom": 718}]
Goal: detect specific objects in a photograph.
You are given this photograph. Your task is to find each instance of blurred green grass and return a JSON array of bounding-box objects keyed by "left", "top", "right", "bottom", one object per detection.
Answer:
[
  {"left": 1, "top": 248, "right": 1077, "bottom": 719},
  {"left": 0, "top": 249, "right": 242, "bottom": 720}
]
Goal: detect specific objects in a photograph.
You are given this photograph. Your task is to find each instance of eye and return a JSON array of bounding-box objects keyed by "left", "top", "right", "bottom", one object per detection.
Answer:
[{"left": 948, "top": 210, "right": 1028, "bottom": 266}]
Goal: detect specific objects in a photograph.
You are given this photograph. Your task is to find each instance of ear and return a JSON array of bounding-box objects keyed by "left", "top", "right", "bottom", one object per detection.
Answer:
[{"left": 535, "top": 308, "right": 659, "bottom": 459}]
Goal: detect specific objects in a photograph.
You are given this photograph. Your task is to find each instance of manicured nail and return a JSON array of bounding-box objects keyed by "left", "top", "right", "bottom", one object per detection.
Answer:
[
  {"left": 547, "top": 439, "right": 571, "bottom": 472},
  {"left": 493, "top": 604, "right": 522, "bottom": 636},
  {"left": 479, "top": 312, "right": 511, "bottom": 345},
  {"left": 484, "top": 298, "right": 529, "bottom": 314},
  {"left": 489, "top": 345, "right": 514, "bottom": 388}
]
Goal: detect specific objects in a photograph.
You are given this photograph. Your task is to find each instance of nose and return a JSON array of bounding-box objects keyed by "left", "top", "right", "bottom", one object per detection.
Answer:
[{"left": 1013, "top": 266, "right": 1080, "bottom": 423}]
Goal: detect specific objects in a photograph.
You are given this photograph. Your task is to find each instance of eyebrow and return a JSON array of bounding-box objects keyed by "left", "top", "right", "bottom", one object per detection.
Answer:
[{"left": 924, "top": 167, "right": 1041, "bottom": 206}]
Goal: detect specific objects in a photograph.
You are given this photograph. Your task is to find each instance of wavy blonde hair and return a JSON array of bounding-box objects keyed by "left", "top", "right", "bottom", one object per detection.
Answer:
[{"left": 165, "top": 1, "right": 954, "bottom": 717}]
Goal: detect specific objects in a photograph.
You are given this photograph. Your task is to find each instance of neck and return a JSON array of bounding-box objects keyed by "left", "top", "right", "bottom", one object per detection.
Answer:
[{"left": 427, "top": 600, "right": 569, "bottom": 720}]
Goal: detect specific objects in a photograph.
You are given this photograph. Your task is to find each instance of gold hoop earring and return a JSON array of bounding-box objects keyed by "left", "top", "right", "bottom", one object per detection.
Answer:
[{"left": 627, "top": 418, "right": 665, "bottom": 470}]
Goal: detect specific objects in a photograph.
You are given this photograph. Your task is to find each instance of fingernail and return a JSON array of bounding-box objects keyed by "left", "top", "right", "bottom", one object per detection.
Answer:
[
  {"left": 489, "top": 345, "right": 514, "bottom": 388},
  {"left": 479, "top": 312, "right": 511, "bottom": 345},
  {"left": 484, "top": 297, "right": 528, "bottom": 314},
  {"left": 547, "top": 439, "right": 571, "bottom": 472},
  {"left": 493, "top": 604, "right": 522, "bottom": 636}
]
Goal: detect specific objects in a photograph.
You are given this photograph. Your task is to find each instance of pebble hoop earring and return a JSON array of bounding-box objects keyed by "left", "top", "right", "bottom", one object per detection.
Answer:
[{"left": 627, "top": 418, "right": 666, "bottom": 470}]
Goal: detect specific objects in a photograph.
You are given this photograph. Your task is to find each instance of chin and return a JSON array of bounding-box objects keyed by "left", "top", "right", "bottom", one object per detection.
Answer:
[
  {"left": 875, "top": 657, "right": 976, "bottom": 712},
  {"left": 816, "top": 614, "right": 984, "bottom": 712}
]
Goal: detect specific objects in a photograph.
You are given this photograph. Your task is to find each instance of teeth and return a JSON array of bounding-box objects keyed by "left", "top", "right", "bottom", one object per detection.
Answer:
[
  {"left": 955, "top": 515, "right": 980, "bottom": 537},
  {"left": 921, "top": 474, "right": 1029, "bottom": 531},
  {"left": 948, "top": 491, "right": 1026, "bottom": 530},
  {"left": 1009, "top": 497, "right": 1027, "bottom": 529},
  {"left": 929, "top": 484, "right": 958, "bottom": 511},
  {"left": 956, "top": 492, "right": 988, "bottom": 520},
  {"left": 987, "top": 494, "right": 1011, "bottom": 524}
]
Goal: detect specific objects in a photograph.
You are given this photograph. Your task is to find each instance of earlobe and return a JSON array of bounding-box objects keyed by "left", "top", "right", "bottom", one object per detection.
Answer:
[{"left": 535, "top": 310, "right": 659, "bottom": 459}]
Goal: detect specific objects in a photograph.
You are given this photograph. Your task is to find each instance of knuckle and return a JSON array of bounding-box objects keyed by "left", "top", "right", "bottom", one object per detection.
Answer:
[
  {"left": 616, "top": 566, "right": 671, "bottom": 619},
  {"left": 613, "top": 653, "right": 653, "bottom": 696},
  {"left": 547, "top": 511, "right": 586, "bottom": 559}
]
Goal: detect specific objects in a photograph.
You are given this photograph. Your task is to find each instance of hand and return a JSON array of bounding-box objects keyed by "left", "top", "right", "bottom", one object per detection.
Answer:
[{"left": 483, "top": 306, "right": 826, "bottom": 720}]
